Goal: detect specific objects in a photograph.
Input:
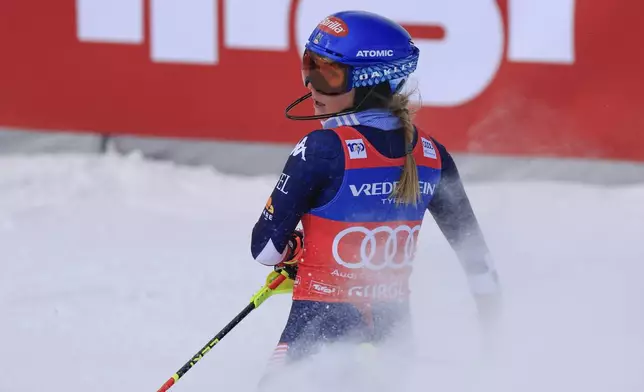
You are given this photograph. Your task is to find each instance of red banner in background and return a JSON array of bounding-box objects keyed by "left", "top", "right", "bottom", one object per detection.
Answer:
[{"left": 0, "top": 0, "right": 642, "bottom": 161}]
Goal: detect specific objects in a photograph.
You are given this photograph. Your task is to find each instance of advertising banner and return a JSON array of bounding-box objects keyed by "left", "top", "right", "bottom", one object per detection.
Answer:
[{"left": 0, "top": 1, "right": 642, "bottom": 161}]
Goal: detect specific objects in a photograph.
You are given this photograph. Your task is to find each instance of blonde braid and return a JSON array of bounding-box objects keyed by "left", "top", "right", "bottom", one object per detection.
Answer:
[{"left": 389, "top": 91, "right": 421, "bottom": 205}]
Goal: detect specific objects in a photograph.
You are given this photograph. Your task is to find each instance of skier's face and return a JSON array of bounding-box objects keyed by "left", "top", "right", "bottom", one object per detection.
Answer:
[{"left": 308, "top": 84, "right": 355, "bottom": 116}]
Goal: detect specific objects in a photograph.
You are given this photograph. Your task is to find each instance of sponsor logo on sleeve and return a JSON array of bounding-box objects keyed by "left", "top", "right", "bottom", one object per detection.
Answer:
[
  {"left": 262, "top": 196, "right": 274, "bottom": 221},
  {"left": 275, "top": 172, "right": 291, "bottom": 194},
  {"left": 291, "top": 136, "right": 307, "bottom": 161}
]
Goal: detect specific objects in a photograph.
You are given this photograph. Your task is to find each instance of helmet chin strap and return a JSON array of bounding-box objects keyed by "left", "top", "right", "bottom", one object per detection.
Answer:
[
  {"left": 284, "top": 85, "right": 383, "bottom": 122},
  {"left": 285, "top": 92, "right": 356, "bottom": 121}
]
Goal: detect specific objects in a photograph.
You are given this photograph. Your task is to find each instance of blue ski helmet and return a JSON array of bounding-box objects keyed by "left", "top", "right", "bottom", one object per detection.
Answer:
[
  {"left": 303, "top": 10, "right": 419, "bottom": 95},
  {"left": 286, "top": 10, "right": 420, "bottom": 120}
]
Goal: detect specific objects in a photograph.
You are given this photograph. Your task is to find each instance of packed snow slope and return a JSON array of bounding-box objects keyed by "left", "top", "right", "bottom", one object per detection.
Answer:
[{"left": 1, "top": 152, "right": 643, "bottom": 392}]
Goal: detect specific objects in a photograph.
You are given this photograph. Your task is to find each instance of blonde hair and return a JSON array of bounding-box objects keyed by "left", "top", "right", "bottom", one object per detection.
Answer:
[{"left": 388, "top": 90, "right": 422, "bottom": 206}]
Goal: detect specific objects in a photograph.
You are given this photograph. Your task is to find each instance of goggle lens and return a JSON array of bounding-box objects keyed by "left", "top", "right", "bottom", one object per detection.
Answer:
[{"left": 302, "top": 50, "right": 350, "bottom": 95}]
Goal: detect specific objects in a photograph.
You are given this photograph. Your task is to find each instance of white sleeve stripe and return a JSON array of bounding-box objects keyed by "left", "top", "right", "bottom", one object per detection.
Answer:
[{"left": 255, "top": 239, "right": 288, "bottom": 266}]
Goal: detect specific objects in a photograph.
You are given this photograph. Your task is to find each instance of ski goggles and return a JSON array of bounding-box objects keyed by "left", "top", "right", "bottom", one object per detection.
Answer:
[
  {"left": 301, "top": 47, "right": 420, "bottom": 96},
  {"left": 301, "top": 49, "right": 351, "bottom": 95}
]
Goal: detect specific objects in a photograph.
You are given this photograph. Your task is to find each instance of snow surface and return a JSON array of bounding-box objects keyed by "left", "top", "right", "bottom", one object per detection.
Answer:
[{"left": 1, "top": 152, "right": 643, "bottom": 392}]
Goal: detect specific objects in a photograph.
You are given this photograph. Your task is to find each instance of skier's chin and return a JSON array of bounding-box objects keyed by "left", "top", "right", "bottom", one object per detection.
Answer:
[
  {"left": 310, "top": 88, "right": 354, "bottom": 117},
  {"left": 313, "top": 98, "right": 327, "bottom": 116}
]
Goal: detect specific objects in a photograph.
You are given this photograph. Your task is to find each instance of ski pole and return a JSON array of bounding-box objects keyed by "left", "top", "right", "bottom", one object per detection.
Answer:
[{"left": 156, "top": 271, "right": 289, "bottom": 392}]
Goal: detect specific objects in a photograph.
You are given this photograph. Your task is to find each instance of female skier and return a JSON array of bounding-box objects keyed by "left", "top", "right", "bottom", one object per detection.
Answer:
[{"left": 250, "top": 9, "right": 501, "bottom": 375}]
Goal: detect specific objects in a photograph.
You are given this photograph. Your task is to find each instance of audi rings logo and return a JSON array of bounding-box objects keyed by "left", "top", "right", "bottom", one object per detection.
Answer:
[{"left": 332, "top": 225, "right": 421, "bottom": 270}]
